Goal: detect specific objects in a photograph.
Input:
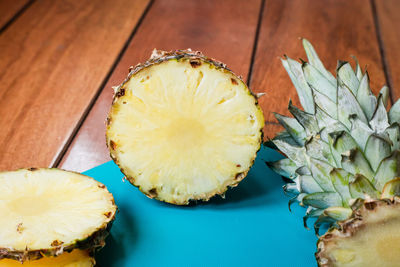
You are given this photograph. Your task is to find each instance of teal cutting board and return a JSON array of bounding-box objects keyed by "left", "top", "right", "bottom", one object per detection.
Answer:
[{"left": 83, "top": 146, "right": 318, "bottom": 267}]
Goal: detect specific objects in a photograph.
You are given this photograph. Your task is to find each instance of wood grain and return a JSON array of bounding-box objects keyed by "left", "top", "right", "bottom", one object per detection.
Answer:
[
  {"left": 0, "top": 0, "right": 150, "bottom": 170},
  {"left": 374, "top": 0, "right": 400, "bottom": 101},
  {"left": 59, "top": 0, "right": 263, "bottom": 172},
  {"left": 0, "top": 0, "right": 30, "bottom": 30},
  {"left": 250, "top": 0, "right": 387, "bottom": 139}
]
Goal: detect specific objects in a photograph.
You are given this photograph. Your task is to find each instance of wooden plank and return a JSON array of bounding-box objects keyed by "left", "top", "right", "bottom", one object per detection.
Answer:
[
  {"left": 374, "top": 0, "right": 400, "bottom": 101},
  {"left": 59, "top": 0, "right": 262, "bottom": 172},
  {"left": 0, "top": 0, "right": 30, "bottom": 30},
  {"left": 250, "top": 0, "right": 387, "bottom": 139},
  {"left": 0, "top": 0, "right": 150, "bottom": 171}
]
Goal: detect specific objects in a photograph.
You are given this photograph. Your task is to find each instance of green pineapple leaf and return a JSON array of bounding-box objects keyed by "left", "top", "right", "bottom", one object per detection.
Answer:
[
  {"left": 364, "top": 134, "right": 392, "bottom": 172},
  {"left": 337, "top": 61, "right": 360, "bottom": 96},
  {"left": 341, "top": 148, "right": 374, "bottom": 180},
  {"left": 356, "top": 73, "right": 377, "bottom": 120},
  {"left": 374, "top": 150, "right": 400, "bottom": 190},
  {"left": 302, "top": 39, "right": 336, "bottom": 84},
  {"left": 349, "top": 174, "right": 379, "bottom": 199},
  {"left": 381, "top": 177, "right": 400, "bottom": 198},
  {"left": 282, "top": 57, "right": 315, "bottom": 114}
]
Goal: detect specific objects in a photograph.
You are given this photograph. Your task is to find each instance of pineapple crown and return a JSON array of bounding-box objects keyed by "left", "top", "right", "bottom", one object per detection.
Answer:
[{"left": 266, "top": 39, "right": 400, "bottom": 234}]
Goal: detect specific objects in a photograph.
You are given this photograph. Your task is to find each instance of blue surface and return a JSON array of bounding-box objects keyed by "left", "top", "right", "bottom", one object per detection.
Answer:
[{"left": 83, "top": 146, "right": 318, "bottom": 267}]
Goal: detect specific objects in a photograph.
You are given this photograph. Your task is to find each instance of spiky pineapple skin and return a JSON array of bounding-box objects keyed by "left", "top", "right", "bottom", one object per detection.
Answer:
[
  {"left": 0, "top": 168, "right": 117, "bottom": 263},
  {"left": 106, "top": 49, "right": 264, "bottom": 205},
  {"left": 316, "top": 197, "right": 400, "bottom": 266},
  {"left": 0, "top": 249, "right": 95, "bottom": 267}
]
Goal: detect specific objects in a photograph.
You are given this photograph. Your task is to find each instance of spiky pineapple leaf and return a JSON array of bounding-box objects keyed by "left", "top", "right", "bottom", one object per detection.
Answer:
[
  {"left": 385, "top": 123, "right": 400, "bottom": 150},
  {"left": 329, "top": 168, "right": 352, "bottom": 207},
  {"left": 313, "top": 89, "right": 338, "bottom": 119},
  {"left": 305, "top": 135, "right": 335, "bottom": 165},
  {"left": 374, "top": 150, "right": 400, "bottom": 191},
  {"left": 299, "top": 175, "right": 324, "bottom": 194},
  {"left": 272, "top": 136, "right": 306, "bottom": 166},
  {"left": 288, "top": 101, "right": 319, "bottom": 135},
  {"left": 284, "top": 181, "right": 300, "bottom": 194},
  {"left": 316, "top": 108, "right": 347, "bottom": 143},
  {"left": 304, "top": 207, "right": 324, "bottom": 229},
  {"left": 266, "top": 158, "right": 298, "bottom": 179},
  {"left": 341, "top": 148, "right": 374, "bottom": 181},
  {"left": 337, "top": 62, "right": 360, "bottom": 96},
  {"left": 381, "top": 177, "right": 400, "bottom": 198},
  {"left": 282, "top": 57, "right": 315, "bottom": 114},
  {"left": 329, "top": 131, "right": 358, "bottom": 167},
  {"left": 274, "top": 113, "right": 306, "bottom": 145},
  {"left": 356, "top": 74, "right": 377, "bottom": 120},
  {"left": 370, "top": 95, "right": 389, "bottom": 133},
  {"left": 349, "top": 115, "right": 374, "bottom": 151},
  {"left": 389, "top": 98, "right": 400, "bottom": 124},
  {"left": 351, "top": 56, "right": 363, "bottom": 81},
  {"left": 308, "top": 157, "right": 335, "bottom": 191},
  {"left": 303, "top": 62, "right": 336, "bottom": 102},
  {"left": 380, "top": 85, "right": 389, "bottom": 108},
  {"left": 349, "top": 174, "right": 379, "bottom": 199},
  {"left": 302, "top": 39, "right": 336, "bottom": 85},
  {"left": 302, "top": 192, "right": 342, "bottom": 209},
  {"left": 364, "top": 134, "right": 392, "bottom": 172},
  {"left": 337, "top": 81, "right": 367, "bottom": 128},
  {"left": 323, "top": 206, "right": 352, "bottom": 221}
]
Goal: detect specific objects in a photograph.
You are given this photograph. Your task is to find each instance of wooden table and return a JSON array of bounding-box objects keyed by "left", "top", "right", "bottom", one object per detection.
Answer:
[{"left": 0, "top": 0, "right": 398, "bottom": 172}]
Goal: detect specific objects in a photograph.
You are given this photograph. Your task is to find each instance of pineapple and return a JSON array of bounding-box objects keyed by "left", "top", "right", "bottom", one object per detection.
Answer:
[
  {"left": 316, "top": 198, "right": 400, "bottom": 267},
  {"left": 266, "top": 40, "right": 400, "bottom": 265},
  {"left": 0, "top": 168, "right": 116, "bottom": 263},
  {"left": 106, "top": 49, "right": 264, "bottom": 205},
  {"left": 0, "top": 249, "right": 95, "bottom": 266}
]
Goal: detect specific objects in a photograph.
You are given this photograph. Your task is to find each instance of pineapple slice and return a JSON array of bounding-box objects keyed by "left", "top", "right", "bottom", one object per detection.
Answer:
[
  {"left": 0, "top": 168, "right": 116, "bottom": 262},
  {"left": 107, "top": 50, "right": 264, "bottom": 205},
  {"left": 316, "top": 198, "right": 400, "bottom": 267},
  {"left": 0, "top": 249, "right": 95, "bottom": 267}
]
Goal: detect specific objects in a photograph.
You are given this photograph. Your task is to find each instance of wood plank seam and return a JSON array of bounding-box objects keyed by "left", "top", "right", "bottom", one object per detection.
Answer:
[
  {"left": 0, "top": 0, "right": 35, "bottom": 34},
  {"left": 370, "top": 0, "right": 395, "bottom": 104},
  {"left": 247, "top": 0, "right": 266, "bottom": 85},
  {"left": 52, "top": 0, "right": 155, "bottom": 168}
]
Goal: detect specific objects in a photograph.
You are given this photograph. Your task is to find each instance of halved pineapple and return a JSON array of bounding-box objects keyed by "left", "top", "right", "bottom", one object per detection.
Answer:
[
  {"left": 0, "top": 249, "right": 95, "bottom": 266},
  {"left": 106, "top": 50, "right": 264, "bottom": 205},
  {"left": 316, "top": 198, "right": 400, "bottom": 267},
  {"left": 0, "top": 168, "right": 116, "bottom": 262}
]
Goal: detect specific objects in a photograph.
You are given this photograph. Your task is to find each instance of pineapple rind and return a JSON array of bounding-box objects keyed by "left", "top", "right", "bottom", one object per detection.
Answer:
[
  {"left": 316, "top": 197, "right": 400, "bottom": 267},
  {"left": 0, "top": 168, "right": 116, "bottom": 262},
  {"left": 106, "top": 49, "right": 264, "bottom": 205},
  {"left": 0, "top": 249, "right": 95, "bottom": 266}
]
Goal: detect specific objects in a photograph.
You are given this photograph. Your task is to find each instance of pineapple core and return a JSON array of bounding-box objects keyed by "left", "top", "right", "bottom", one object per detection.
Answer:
[
  {"left": 324, "top": 204, "right": 400, "bottom": 266},
  {"left": 0, "top": 249, "right": 94, "bottom": 266},
  {"left": 107, "top": 59, "right": 264, "bottom": 204}
]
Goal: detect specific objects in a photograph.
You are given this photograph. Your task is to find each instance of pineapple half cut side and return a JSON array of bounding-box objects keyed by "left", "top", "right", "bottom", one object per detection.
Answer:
[
  {"left": 0, "top": 249, "right": 95, "bottom": 267},
  {"left": 107, "top": 50, "right": 264, "bottom": 205},
  {"left": 316, "top": 197, "right": 400, "bottom": 267},
  {"left": 0, "top": 168, "right": 117, "bottom": 262}
]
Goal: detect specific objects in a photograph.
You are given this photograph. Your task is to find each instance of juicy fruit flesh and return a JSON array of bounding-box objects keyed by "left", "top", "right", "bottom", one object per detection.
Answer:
[
  {"left": 0, "top": 169, "right": 116, "bottom": 251},
  {"left": 322, "top": 204, "right": 400, "bottom": 266},
  {"left": 107, "top": 59, "right": 264, "bottom": 204},
  {"left": 0, "top": 249, "right": 94, "bottom": 266}
]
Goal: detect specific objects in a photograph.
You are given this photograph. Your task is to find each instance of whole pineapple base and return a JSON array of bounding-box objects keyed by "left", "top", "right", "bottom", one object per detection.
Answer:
[
  {"left": 0, "top": 249, "right": 95, "bottom": 267},
  {"left": 107, "top": 50, "right": 264, "bottom": 205},
  {"left": 316, "top": 198, "right": 400, "bottom": 266}
]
